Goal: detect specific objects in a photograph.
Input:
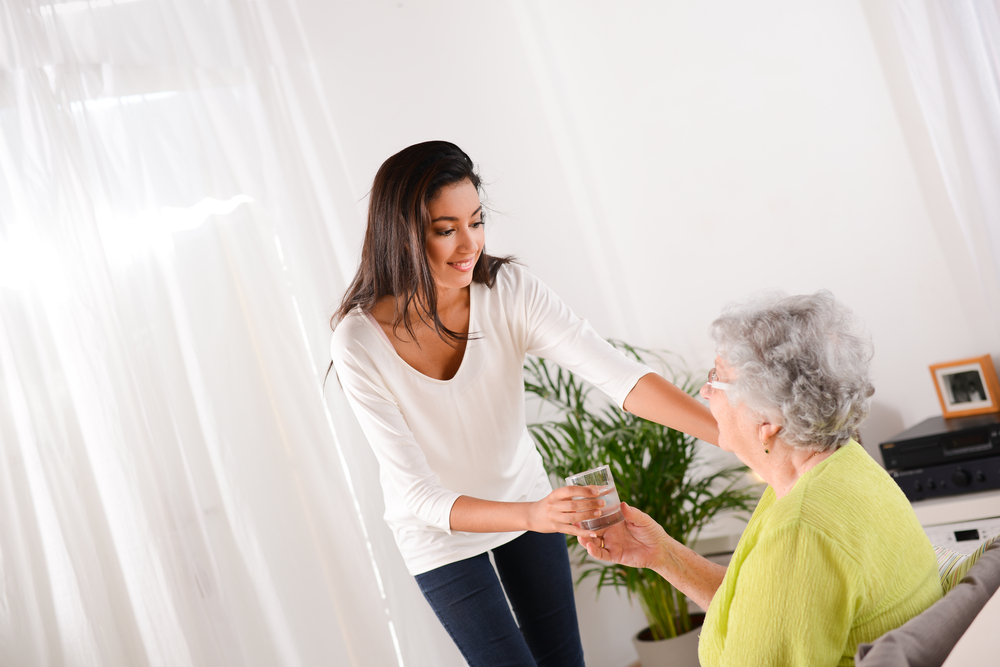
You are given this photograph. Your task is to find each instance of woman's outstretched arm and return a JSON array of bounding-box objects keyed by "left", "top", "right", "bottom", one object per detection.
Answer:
[
  {"left": 623, "top": 372, "right": 719, "bottom": 446},
  {"left": 448, "top": 486, "right": 608, "bottom": 537}
]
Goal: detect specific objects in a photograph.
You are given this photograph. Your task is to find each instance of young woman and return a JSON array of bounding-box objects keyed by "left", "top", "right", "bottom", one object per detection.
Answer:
[{"left": 329, "top": 140, "right": 717, "bottom": 667}]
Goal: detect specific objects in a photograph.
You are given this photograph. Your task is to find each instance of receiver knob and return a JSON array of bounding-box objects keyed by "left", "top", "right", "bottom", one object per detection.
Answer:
[
  {"left": 926, "top": 479, "right": 936, "bottom": 490},
  {"left": 952, "top": 470, "right": 971, "bottom": 487},
  {"left": 976, "top": 470, "right": 987, "bottom": 482}
]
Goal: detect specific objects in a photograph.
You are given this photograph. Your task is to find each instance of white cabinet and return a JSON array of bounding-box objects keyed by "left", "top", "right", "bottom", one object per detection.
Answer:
[{"left": 912, "top": 488, "right": 1000, "bottom": 554}]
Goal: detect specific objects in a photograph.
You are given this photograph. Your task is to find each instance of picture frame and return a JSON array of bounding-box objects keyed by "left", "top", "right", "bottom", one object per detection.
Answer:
[{"left": 929, "top": 355, "right": 1000, "bottom": 419}]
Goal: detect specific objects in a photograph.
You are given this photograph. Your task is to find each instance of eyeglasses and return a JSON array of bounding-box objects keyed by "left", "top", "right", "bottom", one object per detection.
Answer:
[{"left": 706, "top": 368, "right": 732, "bottom": 392}]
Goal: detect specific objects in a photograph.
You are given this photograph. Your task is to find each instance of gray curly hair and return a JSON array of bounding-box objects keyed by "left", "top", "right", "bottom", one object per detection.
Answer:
[{"left": 710, "top": 290, "right": 875, "bottom": 452}]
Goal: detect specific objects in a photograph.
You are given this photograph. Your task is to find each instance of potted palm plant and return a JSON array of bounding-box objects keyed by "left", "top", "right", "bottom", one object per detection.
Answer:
[{"left": 524, "top": 343, "right": 759, "bottom": 666}]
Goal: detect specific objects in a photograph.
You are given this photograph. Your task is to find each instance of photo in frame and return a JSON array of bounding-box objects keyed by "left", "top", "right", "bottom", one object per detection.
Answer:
[{"left": 929, "top": 355, "right": 1000, "bottom": 419}]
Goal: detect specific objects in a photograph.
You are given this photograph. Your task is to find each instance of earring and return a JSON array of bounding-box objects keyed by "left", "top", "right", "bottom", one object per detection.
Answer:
[{"left": 762, "top": 441, "right": 770, "bottom": 454}]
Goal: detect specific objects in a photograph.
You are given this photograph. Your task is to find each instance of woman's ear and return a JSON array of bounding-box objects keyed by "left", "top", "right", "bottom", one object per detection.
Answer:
[{"left": 758, "top": 422, "right": 781, "bottom": 443}]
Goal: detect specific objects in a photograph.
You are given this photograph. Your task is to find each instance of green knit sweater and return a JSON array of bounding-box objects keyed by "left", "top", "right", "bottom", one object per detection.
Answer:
[{"left": 699, "top": 441, "right": 942, "bottom": 666}]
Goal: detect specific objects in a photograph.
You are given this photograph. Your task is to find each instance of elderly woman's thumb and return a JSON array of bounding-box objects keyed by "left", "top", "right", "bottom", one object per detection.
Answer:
[{"left": 620, "top": 501, "right": 642, "bottom": 521}]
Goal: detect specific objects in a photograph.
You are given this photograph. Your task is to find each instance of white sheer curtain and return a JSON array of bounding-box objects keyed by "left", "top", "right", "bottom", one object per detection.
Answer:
[
  {"left": 0, "top": 1, "right": 459, "bottom": 665},
  {"left": 887, "top": 0, "right": 1000, "bottom": 302}
]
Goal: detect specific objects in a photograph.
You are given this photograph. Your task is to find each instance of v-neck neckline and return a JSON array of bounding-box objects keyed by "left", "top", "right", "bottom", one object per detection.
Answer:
[{"left": 364, "top": 285, "right": 477, "bottom": 384}]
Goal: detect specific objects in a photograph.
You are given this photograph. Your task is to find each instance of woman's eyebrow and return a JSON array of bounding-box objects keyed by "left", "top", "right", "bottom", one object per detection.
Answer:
[{"left": 431, "top": 205, "right": 482, "bottom": 223}]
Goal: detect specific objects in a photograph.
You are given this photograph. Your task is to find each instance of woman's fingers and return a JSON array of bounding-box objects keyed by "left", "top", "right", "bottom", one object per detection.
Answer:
[
  {"left": 578, "top": 529, "right": 614, "bottom": 561},
  {"left": 529, "top": 486, "right": 610, "bottom": 535},
  {"left": 560, "top": 485, "right": 602, "bottom": 503},
  {"left": 620, "top": 501, "right": 647, "bottom": 522},
  {"left": 581, "top": 538, "right": 603, "bottom": 560},
  {"left": 621, "top": 502, "right": 660, "bottom": 532},
  {"left": 554, "top": 486, "right": 605, "bottom": 520}
]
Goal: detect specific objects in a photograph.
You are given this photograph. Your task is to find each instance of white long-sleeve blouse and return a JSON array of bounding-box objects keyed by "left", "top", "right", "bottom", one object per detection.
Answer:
[{"left": 330, "top": 263, "right": 651, "bottom": 575}]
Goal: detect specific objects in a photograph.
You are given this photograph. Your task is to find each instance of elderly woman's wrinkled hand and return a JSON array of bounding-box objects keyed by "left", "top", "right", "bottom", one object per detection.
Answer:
[{"left": 578, "top": 502, "right": 669, "bottom": 571}]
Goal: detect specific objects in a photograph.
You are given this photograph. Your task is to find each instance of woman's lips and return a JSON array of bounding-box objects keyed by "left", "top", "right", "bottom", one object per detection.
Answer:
[{"left": 448, "top": 258, "right": 475, "bottom": 272}]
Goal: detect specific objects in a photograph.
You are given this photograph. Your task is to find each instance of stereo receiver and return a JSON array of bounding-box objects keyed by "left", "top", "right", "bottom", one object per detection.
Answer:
[{"left": 879, "top": 413, "right": 1000, "bottom": 502}]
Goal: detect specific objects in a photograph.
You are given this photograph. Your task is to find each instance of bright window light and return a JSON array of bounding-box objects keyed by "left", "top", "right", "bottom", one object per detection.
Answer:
[
  {"left": 38, "top": 0, "right": 144, "bottom": 16},
  {"left": 159, "top": 195, "right": 254, "bottom": 232},
  {"left": 99, "top": 194, "right": 254, "bottom": 256},
  {"left": 0, "top": 226, "right": 69, "bottom": 299}
]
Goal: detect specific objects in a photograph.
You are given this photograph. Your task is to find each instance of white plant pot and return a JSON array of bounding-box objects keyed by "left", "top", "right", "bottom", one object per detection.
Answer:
[{"left": 632, "top": 624, "right": 702, "bottom": 667}]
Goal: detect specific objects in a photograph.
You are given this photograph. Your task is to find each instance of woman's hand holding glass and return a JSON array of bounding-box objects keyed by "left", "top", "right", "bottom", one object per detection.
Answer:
[
  {"left": 527, "top": 485, "right": 607, "bottom": 537},
  {"left": 578, "top": 502, "right": 670, "bottom": 571}
]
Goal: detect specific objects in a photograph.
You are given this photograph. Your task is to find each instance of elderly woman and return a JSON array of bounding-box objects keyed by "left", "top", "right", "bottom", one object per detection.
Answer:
[{"left": 581, "top": 291, "right": 942, "bottom": 666}]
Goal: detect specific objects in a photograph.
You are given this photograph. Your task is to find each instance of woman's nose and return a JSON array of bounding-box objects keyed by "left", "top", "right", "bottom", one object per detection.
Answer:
[
  {"left": 457, "top": 227, "right": 479, "bottom": 251},
  {"left": 699, "top": 383, "right": 710, "bottom": 399}
]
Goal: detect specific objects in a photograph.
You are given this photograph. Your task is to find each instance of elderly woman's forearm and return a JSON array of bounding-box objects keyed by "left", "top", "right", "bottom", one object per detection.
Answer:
[
  {"left": 654, "top": 535, "right": 727, "bottom": 612},
  {"left": 624, "top": 373, "right": 720, "bottom": 446}
]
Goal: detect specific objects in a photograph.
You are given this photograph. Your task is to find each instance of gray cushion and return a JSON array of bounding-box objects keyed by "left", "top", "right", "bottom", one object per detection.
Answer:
[{"left": 854, "top": 539, "right": 1000, "bottom": 667}]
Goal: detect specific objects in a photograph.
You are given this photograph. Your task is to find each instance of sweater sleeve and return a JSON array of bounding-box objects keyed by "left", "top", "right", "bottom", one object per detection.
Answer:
[
  {"left": 330, "top": 325, "right": 460, "bottom": 534},
  {"left": 720, "top": 523, "right": 863, "bottom": 667},
  {"left": 519, "top": 268, "right": 652, "bottom": 410}
]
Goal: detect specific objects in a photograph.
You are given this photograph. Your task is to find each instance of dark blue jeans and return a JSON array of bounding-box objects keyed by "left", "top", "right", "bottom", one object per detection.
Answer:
[{"left": 415, "top": 531, "right": 586, "bottom": 667}]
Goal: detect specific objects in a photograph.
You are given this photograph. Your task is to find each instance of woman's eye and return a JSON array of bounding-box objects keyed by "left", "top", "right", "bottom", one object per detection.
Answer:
[
  {"left": 472, "top": 219, "right": 485, "bottom": 228},
  {"left": 436, "top": 229, "right": 454, "bottom": 236}
]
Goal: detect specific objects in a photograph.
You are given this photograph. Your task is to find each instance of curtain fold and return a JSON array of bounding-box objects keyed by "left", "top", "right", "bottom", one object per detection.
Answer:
[
  {"left": 887, "top": 0, "right": 1000, "bottom": 305},
  {"left": 0, "top": 1, "right": 432, "bottom": 665}
]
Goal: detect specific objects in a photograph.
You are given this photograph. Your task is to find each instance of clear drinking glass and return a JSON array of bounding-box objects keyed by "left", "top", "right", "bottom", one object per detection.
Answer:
[{"left": 564, "top": 464, "right": 625, "bottom": 530}]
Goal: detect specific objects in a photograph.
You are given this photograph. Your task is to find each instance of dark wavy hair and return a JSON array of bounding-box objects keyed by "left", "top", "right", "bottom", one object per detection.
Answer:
[{"left": 331, "top": 140, "right": 513, "bottom": 343}]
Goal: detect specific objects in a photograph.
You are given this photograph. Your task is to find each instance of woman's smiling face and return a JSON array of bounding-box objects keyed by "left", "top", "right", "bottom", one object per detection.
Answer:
[{"left": 425, "top": 179, "right": 484, "bottom": 293}]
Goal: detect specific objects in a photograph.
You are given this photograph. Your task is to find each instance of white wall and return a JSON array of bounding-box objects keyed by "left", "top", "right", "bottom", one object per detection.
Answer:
[{"left": 292, "top": 1, "right": 999, "bottom": 665}]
